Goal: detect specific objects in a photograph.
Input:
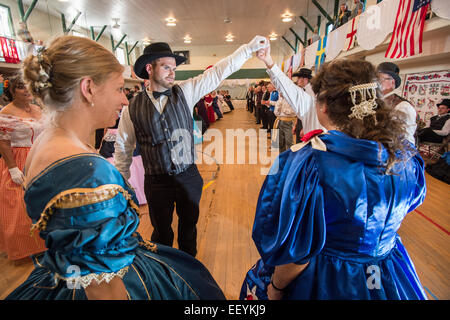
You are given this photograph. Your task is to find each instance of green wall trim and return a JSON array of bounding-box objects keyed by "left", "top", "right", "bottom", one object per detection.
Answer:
[{"left": 175, "top": 68, "right": 268, "bottom": 80}]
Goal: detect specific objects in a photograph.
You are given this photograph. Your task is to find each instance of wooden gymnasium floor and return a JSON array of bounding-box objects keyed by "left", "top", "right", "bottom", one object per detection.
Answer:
[{"left": 0, "top": 100, "right": 449, "bottom": 300}]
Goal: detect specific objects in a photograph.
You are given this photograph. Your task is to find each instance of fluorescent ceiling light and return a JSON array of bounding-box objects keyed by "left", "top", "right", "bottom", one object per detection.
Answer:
[
  {"left": 166, "top": 17, "right": 177, "bottom": 26},
  {"left": 282, "top": 12, "right": 293, "bottom": 22}
]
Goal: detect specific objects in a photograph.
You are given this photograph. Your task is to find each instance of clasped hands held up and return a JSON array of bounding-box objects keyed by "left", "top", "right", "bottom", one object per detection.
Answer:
[{"left": 245, "top": 35, "right": 274, "bottom": 68}]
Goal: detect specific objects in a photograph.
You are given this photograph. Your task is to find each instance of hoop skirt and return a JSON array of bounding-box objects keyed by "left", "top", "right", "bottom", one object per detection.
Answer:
[
  {"left": 6, "top": 154, "right": 225, "bottom": 300},
  {"left": 0, "top": 115, "right": 46, "bottom": 260},
  {"left": 240, "top": 131, "right": 427, "bottom": 300}
]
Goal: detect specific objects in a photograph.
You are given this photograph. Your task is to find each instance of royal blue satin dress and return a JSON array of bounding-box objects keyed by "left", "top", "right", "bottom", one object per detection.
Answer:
[
  {"left": 240, "top": 131, "right": 427, "bottom": 300},
  {"left": 6, "top": 153, "right": 225, "bottom": 300}
]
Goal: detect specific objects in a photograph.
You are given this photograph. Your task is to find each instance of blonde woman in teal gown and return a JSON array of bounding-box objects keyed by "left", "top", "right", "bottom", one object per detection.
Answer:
[{"left": 6, "top": 36, "right": 224, "bottom": 300}]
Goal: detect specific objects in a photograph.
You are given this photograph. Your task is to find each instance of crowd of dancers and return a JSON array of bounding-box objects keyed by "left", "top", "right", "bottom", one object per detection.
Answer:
[{"left": 0, "top": 33, "right": 432, "bottom": 300}]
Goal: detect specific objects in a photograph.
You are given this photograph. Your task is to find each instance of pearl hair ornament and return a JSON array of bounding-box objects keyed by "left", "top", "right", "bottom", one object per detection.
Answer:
[{"left": 348, "top": 82, "right": 379, "bottom": 123}]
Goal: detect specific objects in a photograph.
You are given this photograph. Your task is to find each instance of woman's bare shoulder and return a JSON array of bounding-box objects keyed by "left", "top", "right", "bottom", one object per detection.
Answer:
[
  {"left": 25, "top": 133, "right": 90, "bottom": 186},
  {"left": 0, "top": 103, "right": 14, "bottom": 115}
]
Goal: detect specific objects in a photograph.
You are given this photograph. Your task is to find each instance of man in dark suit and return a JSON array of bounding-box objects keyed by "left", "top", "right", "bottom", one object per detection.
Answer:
[
  {"left": 246, "top": 86, "right": 254, "bottom": 112},
  {"left": 418, "top": 99, "right": 450, "bottom": 143}
]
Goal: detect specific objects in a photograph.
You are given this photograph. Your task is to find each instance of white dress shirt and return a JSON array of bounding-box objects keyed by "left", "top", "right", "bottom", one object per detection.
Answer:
[
  {"left": 274, "top": 97, "right": 296, "bottom": 118},
  {"left": 266, "top": 64, "right": 324, "bottom": 134},
  {"left": 384, "top": 91, "right": 417, "bottom": 145},
  {"left": 115, "top": 44, "right": 254, "bottom": 179},
  {"left": 432, "top": 113, "right": 450, "bottom": 136}
]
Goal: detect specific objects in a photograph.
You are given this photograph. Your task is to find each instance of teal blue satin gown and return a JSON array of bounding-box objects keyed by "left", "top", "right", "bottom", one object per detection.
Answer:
[
  {"left": 240, "top": 131, "right": 427, "bottom": 300},
  {"left": 6, "top": 153, "right": 225, "bottom": 300}
]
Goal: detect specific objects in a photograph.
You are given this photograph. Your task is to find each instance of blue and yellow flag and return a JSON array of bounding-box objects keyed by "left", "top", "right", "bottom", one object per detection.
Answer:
[{"left": 315, "top": 35, "right": 327, "bottom": 72}]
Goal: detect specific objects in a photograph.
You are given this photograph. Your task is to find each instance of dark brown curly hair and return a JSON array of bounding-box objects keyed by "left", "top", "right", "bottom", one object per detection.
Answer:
[{"left": 310, "top": 59, "right": 413, "bottom": 173}]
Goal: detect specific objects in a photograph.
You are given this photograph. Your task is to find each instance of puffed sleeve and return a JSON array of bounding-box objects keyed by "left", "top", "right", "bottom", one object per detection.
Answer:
[
  {"left": 252, "top": 147, "right": 326, "bottom": 266},
  {"left": 33, "top": 186, "right": 141, "bottom": 288},
  {"left": 404, "top": 153, "right": 426, "bottom": 213}
]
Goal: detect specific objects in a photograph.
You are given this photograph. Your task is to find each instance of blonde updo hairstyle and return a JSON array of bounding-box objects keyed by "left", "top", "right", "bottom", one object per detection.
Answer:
[{"left": 22, "top": 35, "right": 124, "bottom": 113}]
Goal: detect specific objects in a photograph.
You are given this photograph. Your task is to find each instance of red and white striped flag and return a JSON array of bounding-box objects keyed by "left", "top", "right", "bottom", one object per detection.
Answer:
[{"left": 385, "top": 0, "right": 431, "bottom": 58}]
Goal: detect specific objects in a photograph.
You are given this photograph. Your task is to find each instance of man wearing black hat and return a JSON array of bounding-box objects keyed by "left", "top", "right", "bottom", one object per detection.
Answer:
[
  {"left": 253, "top": 49, "right": 324, "bottom": 145},
  {"left": 377, "top": 62, "right": 417, "bottom": 145},
  {"left": 290, "top": 68, "right": 316, "bottom": 142},
  {"left": 418, "top": 99, "right": 450, "bottom": 143},
  {"left": 115, "top": 36, "right": 269, "bottom": 257}
]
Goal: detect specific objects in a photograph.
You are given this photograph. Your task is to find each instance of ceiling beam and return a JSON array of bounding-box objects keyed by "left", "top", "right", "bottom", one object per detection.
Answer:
[
  {"left": 317, "top": 15, "right": 322, "bottom": 35},
  {"left": 282, "top": 36, "right": 296, "bottom": 53},
  {"left": 304, "top": 28, "right": 308, "bottom": 46},
  {"left": 289, "top": 28, "right": 304, "bottom": 48},
  {"left": 333, "top": 0, "right": 340, "bottom": 21},
  {"left": 125, "top": 41, "right": 139, "bottom": 65},
  {"left": 111, "top": 34, "right": 127, "bottom": 52},
  {"left": 311, "top": 0, "right": 334, "bottom": 24},
  {"left": 299, "top": 16, "right": 314, "bottom": 33},
  {"left": 61, "top": 12, "right": 82, "bottom": 35},
  {"left": 17, "top": 0, "right": 38, "bottom": 23},
  {"left": 90, "top": 25, "right": 107, "bottom": 42}
]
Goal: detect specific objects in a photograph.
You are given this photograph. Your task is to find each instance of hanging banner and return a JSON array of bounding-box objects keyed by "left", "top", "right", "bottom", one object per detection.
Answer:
[
  {"left": 304, "top": 40, "right": 318, "bottom": 69},
  {"left": 291, "top": 52, "right": 303, "bottom": 74},
  {"left": 315, "top": 35, "right": 327, "bottom": 72},
  {"left": 431, "top": 0, "right": 450, "bottom": 19},
  {"left": 343, "top": 16, "right": 360, "bottom": 51},
  {"left": 356, "top": 0, "right": 398, "bottom": 50},
  {"left": 286, "top": 55, "right": 293, "bottom": 78},
  {"left": 325, "top": 24, "right": 346, "bottom": 61},
  {"left": 402, "top": 70, "right": 450, "bottom": 126}
]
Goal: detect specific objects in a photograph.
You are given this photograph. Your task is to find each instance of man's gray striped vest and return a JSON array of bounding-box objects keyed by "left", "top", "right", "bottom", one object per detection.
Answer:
[{"left": 128, "top": 85, "right": 194, "bottom": 175}]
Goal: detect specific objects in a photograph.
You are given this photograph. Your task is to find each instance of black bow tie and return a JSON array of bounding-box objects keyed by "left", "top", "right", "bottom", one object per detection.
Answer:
[{"left": 153, "top": 89, "right": 171, "bottom": 99}]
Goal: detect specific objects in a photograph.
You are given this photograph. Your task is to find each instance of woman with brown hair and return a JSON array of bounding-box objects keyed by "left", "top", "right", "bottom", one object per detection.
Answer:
[
  {"left": 6, "top": 36, "right": 224, "bottom": 300},
  {"left": 240, "top": 47, "right": 427, "bottom": 300},
  {"left": 0, "top": 75, "right": 46, "bottom": 261}
]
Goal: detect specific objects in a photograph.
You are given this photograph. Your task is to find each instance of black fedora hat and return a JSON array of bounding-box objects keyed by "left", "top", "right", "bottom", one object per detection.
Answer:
[
  {"left": 134, "top": 42, "right": 187, "bottom": 79},
  {"left": 377, "top": 62, "right": 401, "bottom": 89},
  {"left": 292, "top": 68, "right": 312, "bottom": 79},
  {"left": 437, "top": 98, "right": 450, "bottom": 108}
]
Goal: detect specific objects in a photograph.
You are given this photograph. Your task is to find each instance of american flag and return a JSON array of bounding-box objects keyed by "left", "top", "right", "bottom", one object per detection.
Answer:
[{"left": 385, "top": 0, "right": 431, "bottom": 58}]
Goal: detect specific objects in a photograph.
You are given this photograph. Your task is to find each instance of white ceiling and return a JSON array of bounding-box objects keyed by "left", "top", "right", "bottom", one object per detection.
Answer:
[{"left": 23, "top": 0, "right": 341, "bottom": 46}]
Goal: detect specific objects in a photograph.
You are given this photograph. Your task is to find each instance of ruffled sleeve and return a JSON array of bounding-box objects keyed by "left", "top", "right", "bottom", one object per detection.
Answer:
[
  {"left": 252, "top": 147, "right": 326, "bottom": 266},
  {"left": 0, "top": 115, "right": 14, "bottom": 141},
  {"left": 26, "top": 155, "right": 141, "bottom": 288}
]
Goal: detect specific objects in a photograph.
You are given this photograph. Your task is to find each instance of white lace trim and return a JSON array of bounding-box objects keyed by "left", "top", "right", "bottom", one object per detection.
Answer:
[{"left": 55, "top": 266, "right": 129, "bottom": 289}]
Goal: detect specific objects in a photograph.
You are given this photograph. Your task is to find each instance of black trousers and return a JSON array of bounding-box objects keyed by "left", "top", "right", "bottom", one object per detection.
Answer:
[
  {"left": 261, "top": 106, "right": 269, "bottom": 129},
  {"left": 267, "top": 110, "right": 276, "bottom": 131},
  {"left": 144, "top": 164, "right": 203, "bottom": 257},
  {"left": 255, "top": 105, "right": 262, "bottom": 124},
  {"left": 418, "top": 127, "right": 445, "bottom": 143},
  {"left": 248, "top": 101, "right": 254, "bottom": 113}
]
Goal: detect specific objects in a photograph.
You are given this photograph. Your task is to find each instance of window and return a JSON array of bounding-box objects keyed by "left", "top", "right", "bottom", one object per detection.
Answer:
[
  {"left": 326, "top": 23, "right": 334, "bottom": 35},
  {"left": 0, "top": 4, "right": 15, "bottom": 38},
  {"left": 116, "top": 47, "right": 125, "bottom": 65}
]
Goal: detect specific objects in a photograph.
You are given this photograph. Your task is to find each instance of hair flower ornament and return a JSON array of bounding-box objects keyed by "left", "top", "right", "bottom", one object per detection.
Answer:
[{"left": 36, "top": 48, "right": 52, "bottom": 90}]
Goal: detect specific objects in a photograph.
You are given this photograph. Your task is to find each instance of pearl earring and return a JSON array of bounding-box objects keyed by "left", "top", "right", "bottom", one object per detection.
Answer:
[{"left": 91, "top": 102, "right": 94, "bottom": 107}]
